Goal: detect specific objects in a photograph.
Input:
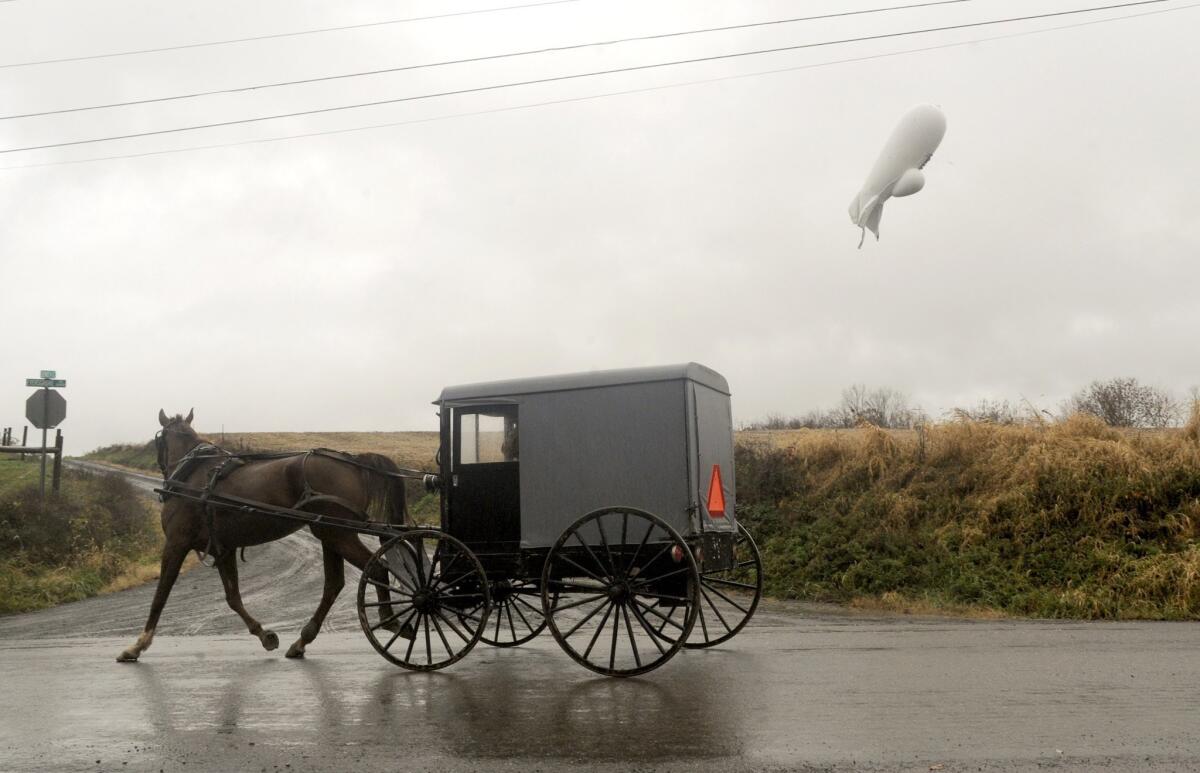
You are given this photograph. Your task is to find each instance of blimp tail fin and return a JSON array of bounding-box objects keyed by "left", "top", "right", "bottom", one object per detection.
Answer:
[
  {"left": 864, "top": 200, "right": 883, "bottom": 239},
  {"left": 849, "top": 191, "right": 881, "bottom": 226},
  {"left": 850, "top": 191, "right": 885, "bottom": 248}
]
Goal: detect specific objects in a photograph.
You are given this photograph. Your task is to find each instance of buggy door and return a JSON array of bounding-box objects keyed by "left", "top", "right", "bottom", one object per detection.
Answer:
[{"left": 447, "top": 405, "right": 520, "bottom": 548}]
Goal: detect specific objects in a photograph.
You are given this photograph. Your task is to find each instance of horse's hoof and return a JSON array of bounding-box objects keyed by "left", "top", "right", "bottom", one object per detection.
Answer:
[
  {"left": 285, "top": 642, "right": 305, "bottom": 659},
  {"left": 380, "top": 618, "right": 416, "bottom": 640},
  {"left": 116, "top": 650, "right": 139, "bottom": 663},
  {"left": 261, "top": 631, "right": 279, "bottom": 651}
]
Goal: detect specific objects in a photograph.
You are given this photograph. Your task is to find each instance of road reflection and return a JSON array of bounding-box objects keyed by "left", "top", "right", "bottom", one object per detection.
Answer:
[
  {"left": 122, "top": 643, "right": 746, "bottom": 764},
  {"left": 370, "top": 652, "right": 745, "bottom": 761}
]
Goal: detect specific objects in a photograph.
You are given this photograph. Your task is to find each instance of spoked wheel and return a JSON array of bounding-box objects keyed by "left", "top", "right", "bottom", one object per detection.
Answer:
[
  {"left": 473, "top": 579, "right": 548, "bottom": 647},
  {"left": 357, "top": 529, "right": 491, "bottom": 671},
  {"left": 657, "top": 522, "right": 764, "bottom": 648},
  {"left": 541, "top": 507, "right": 699, "bottom": 677}
]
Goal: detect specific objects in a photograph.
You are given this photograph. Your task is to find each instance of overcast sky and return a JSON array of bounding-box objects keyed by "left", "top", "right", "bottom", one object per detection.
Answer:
[{"left": 1, "top": 0, "right": 1197, "bottom": 453}]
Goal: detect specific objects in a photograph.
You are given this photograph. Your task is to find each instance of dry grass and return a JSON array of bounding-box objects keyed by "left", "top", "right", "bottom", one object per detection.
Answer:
[
  {"left": 737, "top": 408, "right": 1200, "bottom": 620},
  {"left": 220, "top": 431, "right": 440, "bottom": 470},
  {"left": 100, "top": 551, "right": 198, "bottom": 595},
  {"left": 1185, "top": 401, "right": 1200, "bottom": 445},
  {"left": 849, "top": 591, "right": 1011, "bottom": 619}
]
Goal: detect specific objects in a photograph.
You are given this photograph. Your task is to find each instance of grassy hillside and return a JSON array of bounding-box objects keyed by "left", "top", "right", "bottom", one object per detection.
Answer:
[
  {"left": 0, "top": 459, "right": 162, "bottom": 614},
  {"left": 737, "top": 412, "right": 1200, "bottom": 619}
]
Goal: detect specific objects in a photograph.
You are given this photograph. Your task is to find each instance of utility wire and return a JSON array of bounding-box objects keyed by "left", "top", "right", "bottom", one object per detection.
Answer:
[
  {"left": 0, "top": 0, "right": 583, "bottom": 70},
  {"left": 0, "top": 0, "right": 1180, "bottom": 157},
  {"left": 1, "top": 0, "right": 973, "bottom": 121},
  {"left": 2, "top": 1, "right": 1194, "bottom": 172}
]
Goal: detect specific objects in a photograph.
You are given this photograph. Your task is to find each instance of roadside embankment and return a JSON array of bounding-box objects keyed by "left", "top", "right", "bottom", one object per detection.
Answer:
[
  {"left": 736, "top": 412, "right": 1200, "bottom": 619},
  {"left": 0, "top": 459, "right": 162, "bottom": 614}
]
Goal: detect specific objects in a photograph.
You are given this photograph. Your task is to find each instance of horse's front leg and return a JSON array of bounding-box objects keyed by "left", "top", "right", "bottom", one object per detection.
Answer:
[
  {"left": 215, "top": 551, "right": 279, "bottom": 652},
  {"left": 117, "top": 538, "right": 189, "bottom": 662}
]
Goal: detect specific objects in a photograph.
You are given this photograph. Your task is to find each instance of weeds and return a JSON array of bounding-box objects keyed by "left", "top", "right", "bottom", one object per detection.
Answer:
[
  {"left": 0, "top": 465, "right": 160, "bottom": 614},
  {"left": 736, "top": 415, "right": 1200, "bottom": 619}
]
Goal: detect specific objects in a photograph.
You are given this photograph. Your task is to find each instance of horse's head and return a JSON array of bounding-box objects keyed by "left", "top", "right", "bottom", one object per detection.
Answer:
[{"left": 155, "top": 408, "right": 199, "bottom": 477}]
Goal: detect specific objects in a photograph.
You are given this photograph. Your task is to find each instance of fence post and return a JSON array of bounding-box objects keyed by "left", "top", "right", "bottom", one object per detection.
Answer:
[
  {"left": 52, "top": 430, "right": 64, "bottom": 493},
  {"left": 21, "top": 426, "right": 28, "bottom": 461}
]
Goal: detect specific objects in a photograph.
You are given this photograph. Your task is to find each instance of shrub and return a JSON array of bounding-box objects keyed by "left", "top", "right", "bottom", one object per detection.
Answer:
[
  {"left": 0, "top": 469, "right": 157, "bottom": 564},
  {"left": 734, "top": 421, "right": 1200, "bottom": 619},
  {"left": 1062, "top": 377, "right": 1181, "bottom": 428}
]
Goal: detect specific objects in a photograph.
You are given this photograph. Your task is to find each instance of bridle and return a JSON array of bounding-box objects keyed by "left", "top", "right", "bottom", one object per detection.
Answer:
[{"left": 154, "top": 425, "right": 204, "bottom": 479}]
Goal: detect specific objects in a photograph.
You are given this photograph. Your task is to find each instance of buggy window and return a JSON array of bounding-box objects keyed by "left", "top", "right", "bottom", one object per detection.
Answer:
[{"left": 456, "top": 407, "right": 518, "bottom": 465}]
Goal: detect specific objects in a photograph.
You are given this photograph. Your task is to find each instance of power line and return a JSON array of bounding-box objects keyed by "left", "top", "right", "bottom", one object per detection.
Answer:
[
  {"left": 0, "top": 1, "right": 973, "bottom": 121},
  {"left": 0, "top": 0, "right": 1189, "bottom": 160},
  {"left": 0, "top": 0, "right": 583, "bottom": 70},
  {"left": 2, "top": 1, "right": 1194, "bottom": 172}
]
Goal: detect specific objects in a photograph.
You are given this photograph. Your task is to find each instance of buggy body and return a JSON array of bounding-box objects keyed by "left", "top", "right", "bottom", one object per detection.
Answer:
[{"left": 435, "top": 362, "right": 738, "bottom": 567}]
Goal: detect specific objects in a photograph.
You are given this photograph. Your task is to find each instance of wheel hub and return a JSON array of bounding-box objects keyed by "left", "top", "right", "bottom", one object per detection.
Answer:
[
  {"left": 608, "top": 580, "right": 631, "bottom": 604},
  {"left": 412, "top": 589, "right": 438, "bottom": 613}
]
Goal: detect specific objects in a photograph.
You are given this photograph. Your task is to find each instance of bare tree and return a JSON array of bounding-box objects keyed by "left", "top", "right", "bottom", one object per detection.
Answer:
[
  {"left": 840, "top": 385, "right": 920, "bottom": 428},
  {"left": 952, "top": 399, "right": 1021, "bottom": 425},
  {"left": 744, "top": 385, "right": 923, "bottom": 430},
  {"left": 1062, "top": 378, "right": 1181, "bottom": 428}
]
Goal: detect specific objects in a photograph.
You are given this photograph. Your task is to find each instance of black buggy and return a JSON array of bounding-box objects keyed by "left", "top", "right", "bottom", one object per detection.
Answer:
[{"left": 356, "top": 363, "right": 764, "bottom": 676}]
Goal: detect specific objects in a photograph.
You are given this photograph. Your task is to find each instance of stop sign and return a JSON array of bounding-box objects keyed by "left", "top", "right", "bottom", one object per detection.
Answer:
[{"left": 26, "top": 389, "right": 67, "bottom": 429}]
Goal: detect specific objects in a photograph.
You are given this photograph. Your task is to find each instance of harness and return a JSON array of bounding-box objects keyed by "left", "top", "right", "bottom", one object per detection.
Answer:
[{"left": 155, "top": 430, "right": 429, "bottom": 564}]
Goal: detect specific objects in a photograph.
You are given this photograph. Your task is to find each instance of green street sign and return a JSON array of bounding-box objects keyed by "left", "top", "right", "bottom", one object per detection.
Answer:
[
  {"left": 26, "top": 378, "right": 66, "bottom": 388},
  {"left": 40, "top": 370, "right": 56, "bottom": 378}
]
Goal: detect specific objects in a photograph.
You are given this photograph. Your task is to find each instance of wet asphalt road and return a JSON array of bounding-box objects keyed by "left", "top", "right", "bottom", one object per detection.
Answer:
[{"left": 1, "top": 465, "right": 1198, "bottom": 772}]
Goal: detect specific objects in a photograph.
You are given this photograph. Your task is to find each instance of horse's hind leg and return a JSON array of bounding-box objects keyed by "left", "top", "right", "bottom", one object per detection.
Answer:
[
  {"left": 331, "top": 533, "right": 414, "bottom": 639},
  {"left": 117, "top": 539, "right": 188, "bottom": 662},
  {"left": 215, "top": 551, "right": 279, "bottom": 652},
  {"left": 286, "top": 542, "right": 345, "bottom": 658}
]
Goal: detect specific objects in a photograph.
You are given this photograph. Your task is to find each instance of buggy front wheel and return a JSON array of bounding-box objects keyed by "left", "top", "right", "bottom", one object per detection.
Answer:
[
  {"left": 541, "top": 507, "right": 699, "bottom": 677},
  {"left": 357, "top": 529, "right": 490, "bottom": 671}
]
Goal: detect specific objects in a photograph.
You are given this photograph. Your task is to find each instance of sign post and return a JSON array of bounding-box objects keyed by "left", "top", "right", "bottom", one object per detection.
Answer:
[{"left": 24, "top": 370, "right": 67, "bottom": 501}]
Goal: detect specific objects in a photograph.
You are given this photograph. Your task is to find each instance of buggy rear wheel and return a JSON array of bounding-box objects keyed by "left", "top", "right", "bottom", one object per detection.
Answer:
[
  {"left": 541, "top": 507, "right": 699, "bottom": 677},
  {"left": 357, "top": 529, "right": 490, "bottom": 671},
  {"left": 657, "top": 522, "right": 763, "bottom": 648}
]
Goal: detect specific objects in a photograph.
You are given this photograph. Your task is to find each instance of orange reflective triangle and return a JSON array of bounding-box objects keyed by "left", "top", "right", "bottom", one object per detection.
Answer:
[{"left": 706, "top": 464, "right": 726, "bottom": 518}]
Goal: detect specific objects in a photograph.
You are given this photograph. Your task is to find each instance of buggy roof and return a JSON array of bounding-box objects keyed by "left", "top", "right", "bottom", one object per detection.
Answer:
[{"left": 436, "top": 362, "right": 729, "bottom": 403}]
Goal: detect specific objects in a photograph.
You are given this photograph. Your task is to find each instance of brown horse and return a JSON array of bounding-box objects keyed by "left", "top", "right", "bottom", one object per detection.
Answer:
[{"left": 117, "top": 409, "right": 407, "bottom": 662}]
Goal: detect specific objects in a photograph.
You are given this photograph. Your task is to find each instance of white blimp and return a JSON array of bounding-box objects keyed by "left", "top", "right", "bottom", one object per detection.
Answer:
[{"left": 848, "top": 104, "right": 947, "bottom": 247}]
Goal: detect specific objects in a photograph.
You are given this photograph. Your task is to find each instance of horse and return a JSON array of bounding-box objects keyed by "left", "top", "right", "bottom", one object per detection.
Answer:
[{"left": 117, "top": 409, "right": 408, "bottom": 662}]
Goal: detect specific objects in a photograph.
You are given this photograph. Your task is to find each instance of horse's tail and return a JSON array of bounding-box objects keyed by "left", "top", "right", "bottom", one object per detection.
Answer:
[{"left": 354, "top": 453, "right": 409, "bottom": 526}]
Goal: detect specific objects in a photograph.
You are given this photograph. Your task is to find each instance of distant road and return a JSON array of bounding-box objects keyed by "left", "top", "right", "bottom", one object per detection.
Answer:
[
  {"left": 0, "top": 463, "right": 1197, "bottom": 772},
  {"left": 66, "top": 458, "right": 161, "bottom": 493}
]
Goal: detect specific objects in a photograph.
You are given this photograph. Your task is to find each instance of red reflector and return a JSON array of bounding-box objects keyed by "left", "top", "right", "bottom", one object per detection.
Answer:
[{"left": 706, "top": 464, "right": 726, "bottom": 518}]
